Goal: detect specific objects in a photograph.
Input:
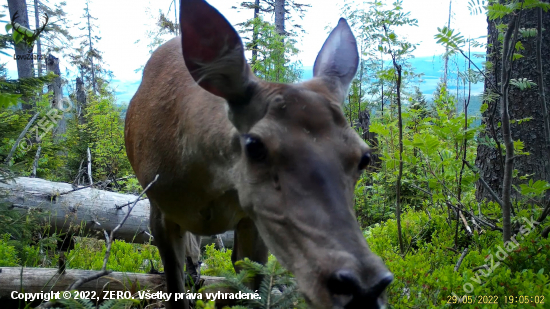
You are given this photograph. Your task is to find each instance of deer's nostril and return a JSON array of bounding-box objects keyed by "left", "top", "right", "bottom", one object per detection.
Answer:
[
  {"left": 327, "top": 269, "right": 361, "bottom": 295},
  {"left": 368, "top": 272, "right": 393, "bottom": 299}
]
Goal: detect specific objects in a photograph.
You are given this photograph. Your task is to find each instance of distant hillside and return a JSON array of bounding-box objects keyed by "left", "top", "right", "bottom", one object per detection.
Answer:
[{"left": 116, "top": 55, "right": 486, "bottom": 124}]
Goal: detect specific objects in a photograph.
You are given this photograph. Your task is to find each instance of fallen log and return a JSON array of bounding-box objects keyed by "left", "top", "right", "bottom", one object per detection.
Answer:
[
  {"left": 0, "top": 267, "right": 225, "bottom": 296},
  {"left": 0, "top": 177, "right": 234, "bottom": 247}
]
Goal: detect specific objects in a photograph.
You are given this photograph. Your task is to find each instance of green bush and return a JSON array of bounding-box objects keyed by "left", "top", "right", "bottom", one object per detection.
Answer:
[
  {"left": 366, "top": 209, "right": 550, "bottom": 308},
  {"left": 66, "top": 238, "right": 162, "bottom": 273},
  {"left": 201, "top": 244, "right": 235, "bottom": 276},
  {"left": 0, "top": 234, "right": 19, "bottom": 266}
]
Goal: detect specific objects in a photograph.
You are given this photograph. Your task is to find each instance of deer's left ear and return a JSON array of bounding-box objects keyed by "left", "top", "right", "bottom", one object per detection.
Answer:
[
  {"left": 313, "top": 18, "right": 359, "bottom": 103},
  {"left": 179, "top": 0, "right": 251, "bottom": 102}
]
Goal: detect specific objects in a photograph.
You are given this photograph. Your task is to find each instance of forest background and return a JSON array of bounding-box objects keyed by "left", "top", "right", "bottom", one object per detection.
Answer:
[{"left": 0, "top": 0, "right": 549, "bottom": 308}]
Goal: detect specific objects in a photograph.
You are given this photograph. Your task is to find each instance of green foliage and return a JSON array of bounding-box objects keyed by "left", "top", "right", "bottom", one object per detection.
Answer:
[
  {"left": 0, "top": 234, "right": 19, "bottom": 266},
  {"left": 366, "top": 208, "right": 550, "bottom": 307},
  {"left": 435, "top": 26, "right": 465, "bottom": 55},
  {"left": 354, "top": 86, "right": 480, "bottom": 227},
  {"left": 201, "top": 244, "right": 235, "bottom": 276},
  {"left": 202, "top": 258, "right": 306, "bottom": 309},
  {"left": 64, "top": 87, "right": 134, "bottom": 190},
  {"left": 510, "top": 78, "right": 537, "bottom": 90},
  {"left": 66, "top": 238, "right": 162, "bottom": 273},
  {"left": 0, "top": 92, "right": 22, "bottom": 108},
  {"left": 518, "top": 179, "right": 550, "bottom": 198},
  {"left": 244, "top": 17, "right": 302, "bottom": 83},
  {"left": 0, "top": 94, "right": 66, "bottom": 178},
  {"left": 0, "top": 203, "right": 61, "bottom": 268}
]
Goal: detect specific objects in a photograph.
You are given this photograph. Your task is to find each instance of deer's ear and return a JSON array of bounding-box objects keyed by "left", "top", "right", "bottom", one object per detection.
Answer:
[
  {"left": 313, "top": 18, "right": 359, "bottom": 103},
  {"left": 180, "top": 0, "right": 251, "bottom": 101}
]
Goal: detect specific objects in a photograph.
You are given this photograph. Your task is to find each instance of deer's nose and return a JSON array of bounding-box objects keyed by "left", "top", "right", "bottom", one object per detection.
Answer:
[{"left": 327, "top": 269, "right": 393, "bottom": 308}]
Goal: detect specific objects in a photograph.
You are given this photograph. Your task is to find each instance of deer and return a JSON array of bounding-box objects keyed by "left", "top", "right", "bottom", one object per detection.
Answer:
[{"left": 124, "top": 0, "right": 393, "bottom": 308}]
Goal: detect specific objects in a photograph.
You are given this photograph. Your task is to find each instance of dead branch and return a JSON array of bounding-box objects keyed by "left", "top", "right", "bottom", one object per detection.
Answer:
[
  {"left": 67, "top": 174, "right": 159, "bottom": 291},
  {"left": 86, "top": 147, "right": 93, "bottom": 185},
  {"left": 4, "top": 113, "right": 39, "bottom": 165},
  {"left": 454, "top": 247, "right": 469, "bottom": 272}
]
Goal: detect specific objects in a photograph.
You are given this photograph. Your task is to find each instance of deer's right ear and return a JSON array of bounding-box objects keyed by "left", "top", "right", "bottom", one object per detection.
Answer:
[
  {"left": 180, "top": 0, "right": 251, "bottom": 102},
  {"left": 313, "top": 18, "right": 359, "bottom": 103}
]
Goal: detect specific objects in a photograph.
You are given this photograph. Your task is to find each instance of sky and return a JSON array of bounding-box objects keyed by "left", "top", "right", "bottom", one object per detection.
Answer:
[{"left": 0, "top": 0, "right": 488, "bottom": 105}]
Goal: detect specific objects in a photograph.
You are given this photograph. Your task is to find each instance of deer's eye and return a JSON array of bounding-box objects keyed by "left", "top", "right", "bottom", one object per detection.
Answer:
[
  {"left": 358, "top": 152, "right": 371, "bottom": 170},
  {"left": 244, "top": 135, "right": 267, "bottom": 162}
]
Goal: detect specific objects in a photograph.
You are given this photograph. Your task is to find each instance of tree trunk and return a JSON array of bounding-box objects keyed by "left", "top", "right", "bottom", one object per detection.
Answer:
[
  {"left": 86, "top": 1, "right": 96, "bottom": 93},
  {"left": 8, "top": 0, "right": 34, "bottom": 110},
  {"left": 443, "top": 0, "right": 452, "bottom": 87},
  {"left": 274, "top": 0, "right": 285, "bottom": 37},
  {"left": 0, "top": 177, "right": 235, "bottom": 248},
  {"left": 251, "top": 0, "right": 260, "bottom": 73},
  {"left": 46, "top": 54, "right": 67, "bottom": 136},
  {"left": 34, "top": 0, "right": 42, "bottom": 77},
  {"left": 475, "top": 6, "right": 550, "bottom": 203},
  {"left": 76, "top": 77, "right": 87, "bottom": 124}
]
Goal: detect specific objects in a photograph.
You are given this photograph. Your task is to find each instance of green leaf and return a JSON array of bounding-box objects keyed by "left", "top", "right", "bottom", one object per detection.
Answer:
[
  {"left": 512, "top": 53, "right": 524, "bottom": 60},
  {"left": 480, "top": 103, "right": 489, "bottom": 113},
  {"left": 488, "top": 3, "right": 514, "bottom": 20},
  {"left": 510, "top": 78, "right": 536, "bottom": 90},
  {"left": 5, "top": 24, "right": 12, "bottom": 32}
]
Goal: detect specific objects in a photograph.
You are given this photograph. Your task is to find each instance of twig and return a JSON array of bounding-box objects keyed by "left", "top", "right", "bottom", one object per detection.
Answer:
[
  {"left": 4, "top": 112, "right": 39, "bottom": 165},
  {"left": 31, "top": 144, "right": 42, "bottom": 178},
  {"left": 463, "top": 160, "right": 504, "bottom": 207},
  {"left": 86, "top": 147, "right": 93, "bottom": 185},
  {"left": 454, "top": 247, "right": 469, "bottom": 272},
  {"left": 116, "top": 197, "right": 148, "bottom": 210},
  {"left": 59, "top": 176, "right": 137, "bottom": 196},
  {"left": 65, "top": 174, "right": 159, "bottom": 292},
  {"left": 472, "top": 265, "right": 488, "bottom": 271},
  {"left": 446, "top": 247, "right": 459, "bottom": 254},
  {"left": 409, "top": 183, "right": 472, "bottom": 236},
  {"left": 459, "top": 49, "right": 502, "bottom": 96},
  {"left": 446, "top": 202, "right": 501, "bottom": 231},
  {"left": 536, "top": 199, "right": 550, "bottom": 224}
]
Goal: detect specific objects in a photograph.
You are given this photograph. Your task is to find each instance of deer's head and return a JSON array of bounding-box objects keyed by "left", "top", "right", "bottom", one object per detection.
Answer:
[{"left": 180, "top": 0, "right": 392, "bottom": 307}]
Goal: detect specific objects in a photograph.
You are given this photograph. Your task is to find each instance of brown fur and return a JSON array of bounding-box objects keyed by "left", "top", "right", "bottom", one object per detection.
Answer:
[{"left": 125, "top": 7, "right": 391, "bottom": 308}]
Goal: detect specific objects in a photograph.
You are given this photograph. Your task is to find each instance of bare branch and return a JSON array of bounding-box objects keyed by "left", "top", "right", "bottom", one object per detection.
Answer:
[{"left": 454, "top": 247, "right": 469, "bottom": 272}]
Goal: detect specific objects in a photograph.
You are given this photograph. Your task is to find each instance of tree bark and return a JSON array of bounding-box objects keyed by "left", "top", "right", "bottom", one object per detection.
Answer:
[
  {"left": 34, "top": 0, "right": 42, "bottom": 77},
  {"left": 76, "top": 77, "right": 87, "bottom": 124},
  {"left": 251, "top": 0, "right": 260, "bottom": 73},
  {"left": 0, "top": 177, "right": 234, "bottom": 247},
  {"left": 274, "top": 0, "right": 285, "bottom": 37},
  {"left": 46, "top": 54, "right": 67, "bottom": 136},
  {"left": 475, "top": 6, "right": 550, "bottom": 203},
  {"left": 8, "top": 0, "right": 34, "bottom": 110},
  {"left": 86, "top": 1, "right": 97, "bottom": 93},
  {"left": 536, "top": 7, "right": 550, "bottom": 180}
]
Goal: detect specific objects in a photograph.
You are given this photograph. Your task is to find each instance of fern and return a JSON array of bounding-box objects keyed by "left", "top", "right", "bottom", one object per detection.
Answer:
[
  {"left": 519, "top": 28, "right": 538, "bottom": 38},
  {"left": 510, "top": 78, "right": 537, "bottom": 90},
  {"left": 487, "top": 2, "right": 517, "bottom": 20},
  {"left": 201, "top": 258, "right": 306, "bottom": 309},
  {"left": 434, "top": 26, "right": 465, "bottom": 54}
]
